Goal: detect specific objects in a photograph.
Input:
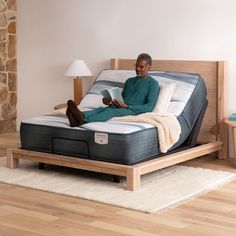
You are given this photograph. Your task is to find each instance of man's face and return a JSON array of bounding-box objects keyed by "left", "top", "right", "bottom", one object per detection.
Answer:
[{"left": 135, "top": 59, "right": 150, "bottom": 78}]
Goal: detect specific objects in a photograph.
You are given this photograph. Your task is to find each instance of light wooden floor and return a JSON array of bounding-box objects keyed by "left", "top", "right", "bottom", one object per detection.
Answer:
[{"left": 0, "top": 132, "right": 236, "bottom": 236}]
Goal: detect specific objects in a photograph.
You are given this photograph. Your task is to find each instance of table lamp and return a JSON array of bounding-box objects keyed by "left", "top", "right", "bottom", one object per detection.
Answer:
[{"left": 65, "top": 59, "right": 92, "bottom": 105}]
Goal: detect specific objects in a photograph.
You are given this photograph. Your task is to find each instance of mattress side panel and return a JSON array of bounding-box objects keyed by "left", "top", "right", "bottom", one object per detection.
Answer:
[{"left": 20, "top": 122, "right": 159, "bottom": 165}]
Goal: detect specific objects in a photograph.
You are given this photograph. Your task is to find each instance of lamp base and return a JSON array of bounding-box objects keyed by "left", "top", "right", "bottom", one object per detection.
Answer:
[{"left": 74, "top": 78, "right": 82, "bottom": 105}]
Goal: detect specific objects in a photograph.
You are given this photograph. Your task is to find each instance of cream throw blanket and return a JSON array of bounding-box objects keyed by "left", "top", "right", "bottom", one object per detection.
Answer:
[{"left": 111, "top": 112, "right": 181, "bottom": 153}]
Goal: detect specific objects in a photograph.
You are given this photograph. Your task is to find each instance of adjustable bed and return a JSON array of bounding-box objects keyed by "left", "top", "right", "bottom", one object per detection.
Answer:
[{"left": 7, "top": 59, "right": 228, "bottom": 191}]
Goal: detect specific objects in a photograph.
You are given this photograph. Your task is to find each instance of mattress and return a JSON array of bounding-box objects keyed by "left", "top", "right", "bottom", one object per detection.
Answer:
[{"left": 20, "top": 70, "right": 207, "bottom": 165}]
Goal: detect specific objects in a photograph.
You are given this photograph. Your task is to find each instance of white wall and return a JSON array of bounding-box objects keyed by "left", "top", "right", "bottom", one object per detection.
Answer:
[{"left": 17, "top": 0, "right": 236, "bottom": 153}]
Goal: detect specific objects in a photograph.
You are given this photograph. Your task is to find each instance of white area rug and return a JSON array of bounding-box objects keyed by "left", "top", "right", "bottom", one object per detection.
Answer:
[{"left": 0, "top": 157, "right": 235, "bottom": 213}]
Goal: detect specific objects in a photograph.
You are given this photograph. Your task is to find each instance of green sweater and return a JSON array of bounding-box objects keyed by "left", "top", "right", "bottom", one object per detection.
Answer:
[
  {"left": 83, "top": 76, "right": 159, "bottom": 122},
  {"left": 122, "top": 76, "right": 160, "bottom": 114}
]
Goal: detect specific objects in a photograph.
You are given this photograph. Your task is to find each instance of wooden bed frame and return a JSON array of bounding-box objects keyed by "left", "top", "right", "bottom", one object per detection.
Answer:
[{"left": 7, "top": 59, "right": 228, "bottom": 191}]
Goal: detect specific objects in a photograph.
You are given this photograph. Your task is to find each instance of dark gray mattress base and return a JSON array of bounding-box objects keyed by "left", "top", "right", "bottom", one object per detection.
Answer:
[{"left": 20, "top": 123, "right": 160, "bottom": 165}]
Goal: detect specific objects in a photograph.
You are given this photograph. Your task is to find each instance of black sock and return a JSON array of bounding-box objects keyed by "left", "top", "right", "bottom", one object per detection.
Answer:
[
  {"left": 67, "top": 100, "right": 84, "bottom": 125},
  {"left": 66, "top": 109, "right": 80, "bottom": 127}
]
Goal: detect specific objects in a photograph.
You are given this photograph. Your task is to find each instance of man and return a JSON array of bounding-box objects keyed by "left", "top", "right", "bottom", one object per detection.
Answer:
[{"left": 66, "top": 53, "right": 160, "bottom": 127}]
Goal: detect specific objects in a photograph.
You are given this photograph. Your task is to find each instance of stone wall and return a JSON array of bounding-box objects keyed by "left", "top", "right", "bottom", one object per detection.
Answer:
[{"left": 0, "top": 0, "right": 16, "bottom": 133}]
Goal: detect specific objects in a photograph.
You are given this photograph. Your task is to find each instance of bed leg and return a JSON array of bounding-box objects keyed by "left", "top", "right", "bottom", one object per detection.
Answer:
[
  {"left": 218, "top": 121, "right": 229, "bottom": 160},
  {"left": 6, "top": 149, "right": 19, "bottom": 169},
  {"left": 38, "top": 162, "right": 45, "bottom": 169},
  {"left": 113, "top": 175, "right": 122, "bottom": 183},
  {"left": 126, "top": 168, "right": 140, "bottom": 191}
]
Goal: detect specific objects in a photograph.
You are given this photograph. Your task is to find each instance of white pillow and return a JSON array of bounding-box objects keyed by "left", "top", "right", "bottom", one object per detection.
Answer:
[{"left": 152, "top": 82, "right": 176, "bottom": 114}]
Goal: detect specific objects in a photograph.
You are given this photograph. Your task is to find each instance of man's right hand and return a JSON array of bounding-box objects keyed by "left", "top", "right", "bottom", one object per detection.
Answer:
[
  {"left": 102, "top": 97, "right": 112, "bottom": 105},
  {"left": 112, "top": 99, "right": 128, "bottom": 109}
]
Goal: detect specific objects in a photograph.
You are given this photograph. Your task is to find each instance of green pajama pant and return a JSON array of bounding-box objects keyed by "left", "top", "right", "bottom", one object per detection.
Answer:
[{"left": 83, "top": 107, "right": 136, "bottom": 122}]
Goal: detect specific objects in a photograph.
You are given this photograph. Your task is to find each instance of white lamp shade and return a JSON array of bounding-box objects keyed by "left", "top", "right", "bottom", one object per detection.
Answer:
[{"left": 65, "top": 60, "right": 92, "bottom": 77}]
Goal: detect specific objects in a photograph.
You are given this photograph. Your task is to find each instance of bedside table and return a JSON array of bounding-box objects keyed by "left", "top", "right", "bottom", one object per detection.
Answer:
[{"left": 225, "top": 119, "right": 236, "bottom": 165}]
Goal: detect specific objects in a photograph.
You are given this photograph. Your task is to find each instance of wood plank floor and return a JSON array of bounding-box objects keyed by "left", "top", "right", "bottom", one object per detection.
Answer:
[{"left": 0, "top": 132, "right": 236, "bottom": 236}]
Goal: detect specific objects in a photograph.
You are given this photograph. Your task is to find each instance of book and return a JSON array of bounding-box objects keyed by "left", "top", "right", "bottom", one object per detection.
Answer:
[
  {"left": 101, "top": 87, "right": 124, "bottom": 103},
  {"left": 229, "top": 113, "right": 236, "bottom": 121}
]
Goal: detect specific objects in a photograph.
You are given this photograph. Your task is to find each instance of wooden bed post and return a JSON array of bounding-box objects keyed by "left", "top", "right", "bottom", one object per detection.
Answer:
[
  {"left": 111, "top": 58, "right": 119, "bottom": 70},
  {"left": 6, "top": 148, "right": 19, "bottom": 168},
  {"left": 217, "top": 61, "right": 228, "bottom": 159},
  {"left": 126, "top": 168, "right": 141, "bottom": 191}
]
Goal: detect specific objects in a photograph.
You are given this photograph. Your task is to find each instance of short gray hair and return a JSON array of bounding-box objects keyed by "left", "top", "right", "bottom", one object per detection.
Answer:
[{"left": 137, "top": 53, "right": 152, "bottom": 66}]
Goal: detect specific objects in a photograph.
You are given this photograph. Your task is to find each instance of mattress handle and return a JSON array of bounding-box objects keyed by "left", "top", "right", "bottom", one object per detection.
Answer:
[{"left": 51, "top": 137, "right": 90, "bottom": 158}]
